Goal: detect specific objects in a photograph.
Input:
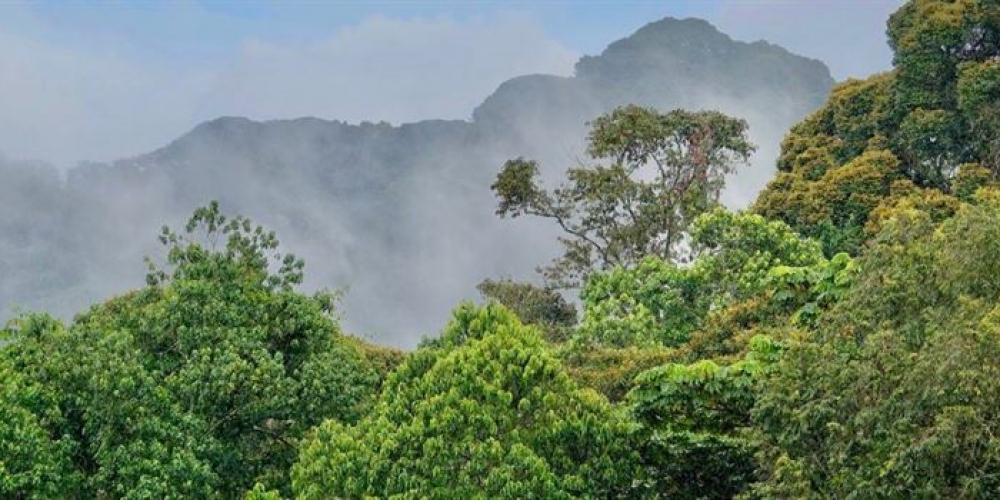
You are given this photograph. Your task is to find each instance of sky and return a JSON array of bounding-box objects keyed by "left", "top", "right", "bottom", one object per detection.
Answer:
[{"left": 0, "top": 0, "right": 904, "bottom": 168}]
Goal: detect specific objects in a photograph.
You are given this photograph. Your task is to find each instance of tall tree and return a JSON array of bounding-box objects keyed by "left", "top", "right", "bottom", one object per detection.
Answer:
[
  {"left": 492, "top": 105, "right": 755, "bottom": 288},
  {"left": 756, "top": 0, "right": 1000, "bottom": 255}
]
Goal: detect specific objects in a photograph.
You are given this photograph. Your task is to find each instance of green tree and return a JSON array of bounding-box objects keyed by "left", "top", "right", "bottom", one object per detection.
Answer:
[
  {"left": 576, "top": 209, "right": 825, "bottom": 348},
  {"left": 578, "top": 256, "right": 704, "bottom": 348},
  {"left": 91, "top": 202, "right": 378, "bottom": 495},
  {"left": 754, "top": 191, "right": 1000, "bottom": 497},
  {"left": 628, "top": 336, "right": 781, "bottom": 499},
  {"left": 958, "top": 58, "right": 1000, "bottom": 169},
  {"left": 756, "top": 0, "right": 1000, "bottom": 255},
  {"left": 888, "top": 0, "right": 1000, "bottom": 111},
  {"left": 1, "top": 314, "right": 220, "bottom": 499},
  {"left": 0, "top": 346, "right": 82, "bottom": 500},
  {"left": 476, "top": 278, "right": 577, "bottom": 342},
  {"left": 0, "top": 203, "right": 379, "bottom": 498},
  {"left": 292, "top": 303, "right": 637, "bottom": 499},
  {"left": 493, "top": 105, "right": 755, "bottom": 287}
]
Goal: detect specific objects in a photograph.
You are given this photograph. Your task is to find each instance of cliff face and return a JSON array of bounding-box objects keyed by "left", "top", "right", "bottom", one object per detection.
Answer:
[{"left": 1, "top": 18, "right": 833, "bottom": 346}]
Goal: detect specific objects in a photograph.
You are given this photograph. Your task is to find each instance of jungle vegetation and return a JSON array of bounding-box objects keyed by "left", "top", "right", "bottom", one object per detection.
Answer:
[{"left": 3, "top": 1, "right": 1000, "bottom": 498}]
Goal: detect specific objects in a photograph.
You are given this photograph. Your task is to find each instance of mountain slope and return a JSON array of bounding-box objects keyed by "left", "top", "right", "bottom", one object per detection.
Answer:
[{"left": 0, "top": 18, "right": 834, "bottom": 346}]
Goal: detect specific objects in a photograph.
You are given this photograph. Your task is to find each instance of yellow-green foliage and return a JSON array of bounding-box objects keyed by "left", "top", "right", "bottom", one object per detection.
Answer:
[
  {"left": 755, "top": 194, "right": 1000, "bottom": 496},
  {"left": 958, "top": 58, "right": 1000, "bottom": 166},
  {"left": 345, "top": 334, "right": 407, "bottom": 385},
  {"left": 816, "top": 149, "right": 898, "bottom": 222},
  {"left": 678, "top": 296, "right": 786, "bottom": 363},
  {"left": 292, "top": 303, "right": 637, "bottom": 499},
  {"left": 560, "top": 345, "right": 680, "bottom": 402},
  {"left": 787, "top": 74, "right": 896, "bottom": 164},
  {"left": 866, "top": 179, "right": 962, "bottom": 235},
  {"left": 759, "top": 143, "right": 902, "bottom": 254},
  {"left": 954, "top": 163, "right": 996, "bottom": 200},
  {"left": 758, "top": 0, "right": 1000, "bottom": 256}
]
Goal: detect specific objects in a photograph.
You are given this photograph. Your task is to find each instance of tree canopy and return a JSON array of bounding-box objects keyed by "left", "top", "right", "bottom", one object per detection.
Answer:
[
  {"left": 754, "top": 190, "right": 1000, "bottom": 497},
  {"left": 6, "top": 3, "right": 1000, "bottom": 498},
  {"left": 756, "top": 0, "right": 1000, "bottom": 255},
  {"left": 493, "top": 105, "right": 755, "bottom": 287},
  {"left": 0, "top": 203, "right": 379, "bottom": 498},
  {"left": 292, "top": 303, "right": 636, "bottom": 499}
]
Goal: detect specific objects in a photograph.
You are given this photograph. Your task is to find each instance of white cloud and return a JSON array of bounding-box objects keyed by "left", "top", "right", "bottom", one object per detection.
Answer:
[
  {"left": 0, "top": 12, "right": 576, "bottom": 167},
  {"left": 0, "top": 29, "right": 211, "bottom": 166},
  {"left": 196, "top": 14, "right": 577, "bottom": 124},
  {"left": 710, "top": 0, "right": 904, "bottom": 80}
]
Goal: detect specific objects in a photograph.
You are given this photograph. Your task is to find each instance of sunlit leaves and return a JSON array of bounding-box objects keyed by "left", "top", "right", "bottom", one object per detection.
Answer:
[
  {"left": 754, "top": 193, "right": 1000, "bottom": 496},
  {"left": 292, "top": 304, "right": 636, "bottom": 499}
]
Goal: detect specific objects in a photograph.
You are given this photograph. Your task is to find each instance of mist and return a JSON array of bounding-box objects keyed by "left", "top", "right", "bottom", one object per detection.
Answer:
[
  {"left": 0, "top": 13, "right": 841, "bottom": 348},
  {"left": 0, "top": 2, "right": 902, "bottom": 168}
]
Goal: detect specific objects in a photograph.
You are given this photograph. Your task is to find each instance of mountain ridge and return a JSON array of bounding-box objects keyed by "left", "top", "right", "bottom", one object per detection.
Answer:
[
  {"left": 102, "top": 17, "right": 831, "bottom": 163},
  {"left": 1, "top": 16, "right": 835, "bottom": 346}
]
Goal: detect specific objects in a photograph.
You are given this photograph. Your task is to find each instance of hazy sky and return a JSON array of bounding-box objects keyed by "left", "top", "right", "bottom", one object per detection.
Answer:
[{"left": 0, "top": 0, "right": 904, "bottom": 167}]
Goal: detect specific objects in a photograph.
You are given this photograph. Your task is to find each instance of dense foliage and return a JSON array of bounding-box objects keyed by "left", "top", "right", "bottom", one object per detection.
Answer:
[
  {"left": 293, "top": 304, "right": 636, "bottom": 499},
  {"left": 755, "top": 0, "right": 1000, "bottom": 256},
  {"left": 0, "top": 204, "right": 379, "bottom": 498},
  {"left": 576, "top": 209, "right": 826, "bottom": 349},
  {"left": 5, "top": 2, "right": 1000, "bottom": 498},
  {"left": 754, "top": 193, "right": 1000, "bottom": 497},
  {"left": 629, "top": 335, "right": 781, "bottom": 498}
]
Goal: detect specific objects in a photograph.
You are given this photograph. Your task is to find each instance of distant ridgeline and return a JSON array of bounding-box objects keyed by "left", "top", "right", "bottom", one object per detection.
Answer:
[{"left": 0, "top": 18, "right": 833, "bottom": 345}]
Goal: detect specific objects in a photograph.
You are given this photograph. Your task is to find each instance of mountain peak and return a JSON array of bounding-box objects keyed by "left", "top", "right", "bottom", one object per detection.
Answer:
[
  {"left": 575, "top": 16, "right": 830, "bottom": 84},
  {"left": 474, "top": 16, "right": 832, "bottom": 131},
  {"left": 620, "top": 16, "right": 730, "bottom": 46}
]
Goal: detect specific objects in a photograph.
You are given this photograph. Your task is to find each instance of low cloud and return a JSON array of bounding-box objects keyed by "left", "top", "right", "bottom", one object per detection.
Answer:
[
  {"left": 0, "top": 11, "right": 576, "bottom": 167},
  {"left": 710, "top": 0, "right": 904, "bottom": 80},
  {"left": 0, "top": 28, "right": 210, "bottom": 166},
  {"left": 198, "top": 15, "right": 577, "bottom": 124}
]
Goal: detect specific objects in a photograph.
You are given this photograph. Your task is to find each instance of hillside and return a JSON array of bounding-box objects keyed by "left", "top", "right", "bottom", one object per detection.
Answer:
[{"left": 0, "top": 17, "right": 833, "bottom": 346}]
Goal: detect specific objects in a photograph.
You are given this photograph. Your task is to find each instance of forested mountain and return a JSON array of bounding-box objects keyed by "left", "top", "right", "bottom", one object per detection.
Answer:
[
  {"left": 0, "top": 17, "right": 832, "bottom": 345},
  {"left": 8, "top": 1, "right": 1000, "bottom": 498}
]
